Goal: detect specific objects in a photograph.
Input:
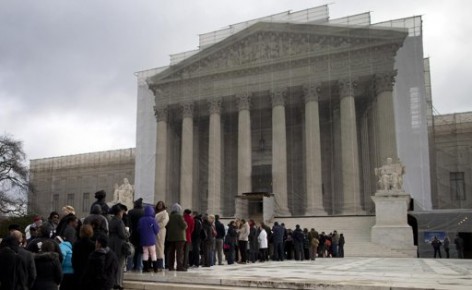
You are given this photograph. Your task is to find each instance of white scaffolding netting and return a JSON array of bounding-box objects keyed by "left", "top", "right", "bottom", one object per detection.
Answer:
[{"left": 136, "top": 6, "right": 432, "bottom": 217}]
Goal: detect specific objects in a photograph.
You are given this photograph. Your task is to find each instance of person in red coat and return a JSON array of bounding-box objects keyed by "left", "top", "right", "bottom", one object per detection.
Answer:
[{"left": 183, "top": 209, "right": 195, "bottom": 270}]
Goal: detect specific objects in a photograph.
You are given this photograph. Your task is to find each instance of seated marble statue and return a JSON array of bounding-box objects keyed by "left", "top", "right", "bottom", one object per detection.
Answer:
[
  {"left": 113, "top": 178, "right": 134, "bottom": 210},
  {"left": 375, "top": 158, "right": 405, "bottom": 192}
]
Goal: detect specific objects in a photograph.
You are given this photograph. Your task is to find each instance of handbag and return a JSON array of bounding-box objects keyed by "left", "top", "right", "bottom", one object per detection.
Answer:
[{"left": 122, "top": 241, "right": 135, "bottom": 257}]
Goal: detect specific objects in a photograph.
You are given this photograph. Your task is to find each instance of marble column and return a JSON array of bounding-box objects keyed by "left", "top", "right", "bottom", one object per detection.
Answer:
[
  {"left": 375, "top": 72, "right": 398, "bottom": 162},
  {"left": 339, "top": 80, "right": 361, "bottom": 215},
  {"left": 180, "top": 101, "right": 194, "bottom": 210},
  {"left": 154, "top": 105, "right": 168, "bottom": 204},
  {"left": 235, "top": 93, "right": 251, "bottom": 218},
  {"left": 208, "top": 98, "right": 223, "bottom": 215},
  {"left": 271, "top": 89, "right": 291, "bottom": 216},
  {"left": 303, "top": 84, "right": 326, "bottom": 216}
]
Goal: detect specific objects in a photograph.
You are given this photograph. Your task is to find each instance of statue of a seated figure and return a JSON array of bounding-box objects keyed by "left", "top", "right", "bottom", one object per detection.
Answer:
[
  {"left": 113, "top": 177, "right": 134, "bottom": 210},
  {"left": 375, "top": 157, "right": 405, "bottom": 192}
]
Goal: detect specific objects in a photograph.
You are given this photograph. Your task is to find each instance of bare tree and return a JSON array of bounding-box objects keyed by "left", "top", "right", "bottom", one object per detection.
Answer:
[{"left": 0, "top": 135, "right": 29, "bottom": 216}]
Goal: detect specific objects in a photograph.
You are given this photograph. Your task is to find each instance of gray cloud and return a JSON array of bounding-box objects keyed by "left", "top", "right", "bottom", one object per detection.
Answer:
[{"left": 1, "top": 0, "right": 471, "bottom": 160}]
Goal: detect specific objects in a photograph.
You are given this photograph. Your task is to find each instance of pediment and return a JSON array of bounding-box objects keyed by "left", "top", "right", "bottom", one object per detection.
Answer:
[{"left": 148, "top": 22, "right": 407, "bottom": 87}]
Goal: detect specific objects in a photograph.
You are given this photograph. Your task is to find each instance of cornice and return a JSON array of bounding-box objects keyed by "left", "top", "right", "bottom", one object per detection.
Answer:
[{"left": 148, "top": 23, "right": 407, "bottom": 87}]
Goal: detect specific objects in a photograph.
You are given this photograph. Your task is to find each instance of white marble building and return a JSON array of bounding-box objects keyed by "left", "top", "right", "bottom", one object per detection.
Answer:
[{"left": 135, "top": 6, "right": 432, "bottom": 218}]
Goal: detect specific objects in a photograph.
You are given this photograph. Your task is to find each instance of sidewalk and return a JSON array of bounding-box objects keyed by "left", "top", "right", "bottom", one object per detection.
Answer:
[{"left": 124, "top": 257, "right": 472, "bottom": 290}]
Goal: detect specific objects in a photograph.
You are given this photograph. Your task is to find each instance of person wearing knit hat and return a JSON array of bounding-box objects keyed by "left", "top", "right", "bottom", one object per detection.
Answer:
[
  {"left": 25, "top": 216, "right": 43, "bottom": 240},
  {"left": 166, "top": 203, "right": 187, "bottom": 271},
  {"left": 90, "top": 190, "right": 109, "bottom": 217},
  {"left": 170, "top": 203, "right": 182, "bottom": 214}
]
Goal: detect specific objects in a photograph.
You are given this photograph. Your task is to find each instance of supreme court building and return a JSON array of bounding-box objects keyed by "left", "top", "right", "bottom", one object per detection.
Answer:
[{"left": 135, "top": 6, "right": 432, "bottom": 219}]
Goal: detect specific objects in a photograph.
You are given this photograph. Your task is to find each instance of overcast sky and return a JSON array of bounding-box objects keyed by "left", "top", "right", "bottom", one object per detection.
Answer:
[{"left": 1, "top": 0, "right": 471, "bottom": 162}]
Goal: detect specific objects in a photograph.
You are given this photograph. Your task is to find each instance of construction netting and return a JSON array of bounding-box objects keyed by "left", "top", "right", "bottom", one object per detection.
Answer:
[{"left": 135, "top": 5, "right": 432, "bottom": 218}]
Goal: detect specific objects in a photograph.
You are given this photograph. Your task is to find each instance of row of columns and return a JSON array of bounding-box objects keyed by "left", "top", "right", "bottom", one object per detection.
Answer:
[{"left": 153, "top": 74, "right": 396, "bottom": 216}]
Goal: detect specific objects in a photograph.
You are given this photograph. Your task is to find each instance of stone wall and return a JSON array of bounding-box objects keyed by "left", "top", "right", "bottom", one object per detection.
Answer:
[{"left": 29, "top": 148, "right": 135, "bottom": 218}]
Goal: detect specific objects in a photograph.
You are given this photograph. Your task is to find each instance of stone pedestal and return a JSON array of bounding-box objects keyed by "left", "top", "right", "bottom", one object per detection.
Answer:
[{"left": 371, "top": 191, "right": 416, "bottom": 256}]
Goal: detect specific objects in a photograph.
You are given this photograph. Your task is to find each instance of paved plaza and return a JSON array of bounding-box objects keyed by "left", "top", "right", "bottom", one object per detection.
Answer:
[{"left": 124, "top": 258, "right": 472, "bottom": 290}]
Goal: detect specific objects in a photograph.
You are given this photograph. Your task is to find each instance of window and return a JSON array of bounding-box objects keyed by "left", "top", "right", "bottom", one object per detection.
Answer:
[
  {"left": 450, "top": 172, "right": 466, "bottom": 201},
  {"left": 83, "top": 192, "right": 90, "bottom": 212},
  {"left": 52, "top": 194, "right": 59, "bottom": 212},
  {"left": 67, "top": 193, "right": 74, "bottom": 207}
]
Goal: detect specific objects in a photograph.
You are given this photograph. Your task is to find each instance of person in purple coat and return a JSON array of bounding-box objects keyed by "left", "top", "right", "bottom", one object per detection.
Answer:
[{"left": 138, "top": 205, "right": 160, "bottom": 272}]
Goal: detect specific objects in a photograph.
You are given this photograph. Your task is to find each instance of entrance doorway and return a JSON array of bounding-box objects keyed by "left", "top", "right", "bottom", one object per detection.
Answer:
[
  {"left": 458, "top": 232, "right": 472, "bottom": 259},
  {"left": 252, "top": 165, "right": 272, "bottom": 192}
]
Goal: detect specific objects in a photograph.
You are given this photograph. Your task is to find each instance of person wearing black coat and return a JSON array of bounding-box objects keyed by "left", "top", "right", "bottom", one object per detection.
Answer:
[
  {"left": 0, "top": 236, "right": 28, "bottom": 290},
  {"left": 126, "top": 198, "right": 144, "bottom": 272},
  {"left": 26, "top": 224, "right": 64, "bottom": 262},
  {"left": 292, "top": 225, "right": 305, "bottom": 261},
  {"left": 31, "top": 240, "right": 63, "bottom": 290},
  {"left": 72, "top": 224, "right": 96, "bottom": 288},
  {"left": 214, "top": 215, "right": 226, "bottom": 265},
  {"left": 224, "top": 221, "right": 238, "bottom": 265},
  {"left": 82, "top": 234, "right": 119, "bottom": 290},
  {"left": 108, "top": 204, "right": 129, "bottom": 289},
  {"left": 90, "top": 190, "right": 110, "bottom": 217},
  {"left": 10, "top": 230, "right": 37, "bottom": 290}
]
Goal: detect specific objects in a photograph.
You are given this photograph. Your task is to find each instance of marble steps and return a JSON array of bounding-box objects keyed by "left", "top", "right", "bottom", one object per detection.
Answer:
[{"left": 344, "top": 241, "right": 411, "bottom": 258}]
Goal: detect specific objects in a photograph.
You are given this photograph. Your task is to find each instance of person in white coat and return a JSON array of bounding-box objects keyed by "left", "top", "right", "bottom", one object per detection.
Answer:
[{"left": 258, "top": 226, "right": 268, "bottom": 262}]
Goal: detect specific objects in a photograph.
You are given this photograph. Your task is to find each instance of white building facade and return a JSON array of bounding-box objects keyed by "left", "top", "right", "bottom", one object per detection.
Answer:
[{"left": 135, "top": 6, "right": 432, "bottom": 217}]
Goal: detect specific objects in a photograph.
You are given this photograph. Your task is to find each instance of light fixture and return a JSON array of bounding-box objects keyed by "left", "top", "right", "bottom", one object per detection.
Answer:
[{"left": 259, "top": 133, "right": 265, "bottom": 151}]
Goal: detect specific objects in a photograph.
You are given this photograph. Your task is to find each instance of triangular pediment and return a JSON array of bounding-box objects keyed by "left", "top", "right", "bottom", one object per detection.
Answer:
[{"left": 148, "top": 22, "right": 407, "bottom": 87}]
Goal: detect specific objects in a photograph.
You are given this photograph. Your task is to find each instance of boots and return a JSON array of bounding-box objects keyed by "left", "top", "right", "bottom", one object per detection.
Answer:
[
  {"left": 142, "top": 260, "right": 151, "bottom": 273},
  {"left": 157, "top": 258, "right": 164, "bottom": 270},
  {"left": 152, "top": 261, "right": 160, "bottom": 273}
]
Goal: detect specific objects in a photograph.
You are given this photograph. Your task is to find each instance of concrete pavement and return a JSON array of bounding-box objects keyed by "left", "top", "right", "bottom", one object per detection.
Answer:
[{"left": 124, "top": 257, "right": 472, "bottom": 289}]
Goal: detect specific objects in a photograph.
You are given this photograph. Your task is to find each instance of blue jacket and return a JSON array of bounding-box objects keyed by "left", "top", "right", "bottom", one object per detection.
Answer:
[
  {"left": 138, "top": 206, "right": 159, "bottom": 246},
  {"left": 59, "top": 241, "right": 73, "bottom": 274},
  {"left": 272, "top": 224, "right": 285, "bottom": 243}
]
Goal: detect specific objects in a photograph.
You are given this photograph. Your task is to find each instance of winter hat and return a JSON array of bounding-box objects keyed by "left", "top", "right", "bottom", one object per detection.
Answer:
[
  {"left": 134, "top": 198, "right": 143, "bottom": 208},
  {"left": 171, "top": 203, "right": 182, "bottom": 214},
  {"left": 94, "top": 190, "right": 106, "bottom": 199}
]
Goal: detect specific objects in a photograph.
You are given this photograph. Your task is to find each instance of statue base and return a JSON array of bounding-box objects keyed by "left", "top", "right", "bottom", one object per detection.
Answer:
[{"left": 371, "top": 191, "right": 416, "bottom": 256}]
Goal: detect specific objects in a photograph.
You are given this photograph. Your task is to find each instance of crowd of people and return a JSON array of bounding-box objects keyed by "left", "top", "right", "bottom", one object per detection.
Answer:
[{"left": 0, "top": 190, "right": 345, "bottom": 290}]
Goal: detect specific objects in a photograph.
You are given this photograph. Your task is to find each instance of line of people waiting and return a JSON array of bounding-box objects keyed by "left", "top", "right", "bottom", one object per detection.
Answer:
[{"left": 1, "top": 190, "right": 347, "bottom": 290}]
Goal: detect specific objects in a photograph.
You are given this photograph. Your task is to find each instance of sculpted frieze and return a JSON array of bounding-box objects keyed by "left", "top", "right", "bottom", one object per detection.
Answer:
[{"left": 174, "top": 31, "right": 364, "bottom": 80}]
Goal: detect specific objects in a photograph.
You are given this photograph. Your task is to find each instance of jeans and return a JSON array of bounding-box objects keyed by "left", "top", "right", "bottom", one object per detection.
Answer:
[
  {"left": 274, "top": 241, "right": 284, "bottom": 261},
  {"left": 190, "top": 239, "right": 201, "bottom": 266},
  {"left": 127, "top": 252, "right": 143, "bottom": 271}
]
